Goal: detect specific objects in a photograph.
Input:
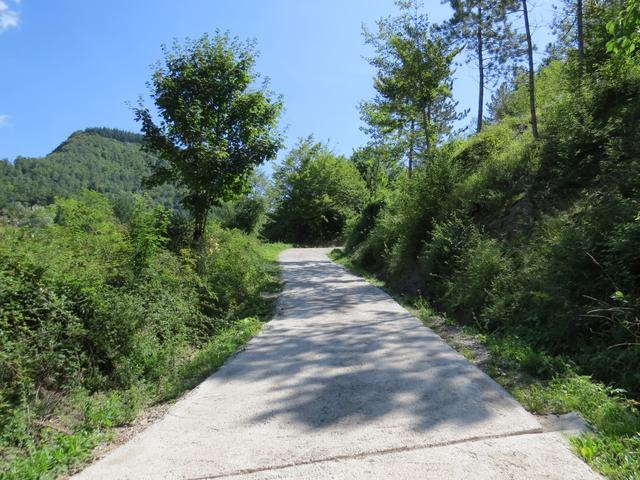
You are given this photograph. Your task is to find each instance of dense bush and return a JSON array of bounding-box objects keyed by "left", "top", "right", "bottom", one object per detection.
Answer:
[
  {"left": 418, "top": 213, "right": 476, "bottom": 301},
  {"left": 344, "top": 199, "right": 386, "bottom": 254},
  {"left": 264, "top": 138, "right": 368, "bottom": 245},
  {"left": 349, "top": 151, "right": 459, "bottom": 281},
  {"left": 211, "top": 197, "right": 266, "bottom": 234},
  {"left": 0, "top": 191, "right": 278, "bottom": 475}
]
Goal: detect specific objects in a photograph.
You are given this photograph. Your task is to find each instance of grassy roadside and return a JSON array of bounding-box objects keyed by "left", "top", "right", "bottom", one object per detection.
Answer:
[
  {"left": 0, "top": 242, "right": 290, "bottom": 480},
  {"left": 330, "top": 248, "right": 640, "bottom": 480}
]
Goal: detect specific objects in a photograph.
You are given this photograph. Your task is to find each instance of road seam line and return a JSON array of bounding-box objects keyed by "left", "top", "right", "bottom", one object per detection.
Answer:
[{"left": 186, "top": 427, "right": 545, "bottom": 479}]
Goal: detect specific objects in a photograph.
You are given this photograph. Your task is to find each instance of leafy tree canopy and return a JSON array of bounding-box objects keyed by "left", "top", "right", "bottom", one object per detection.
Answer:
[
  {"left": 607, "top": 0, "right": 640, "bottom": 56},
  {"left": 361, "top": 0, "right": 463, "bottom": 174},
  {"left": 264, "top": 137, "right": 368, "bottom": 245},
  {"left": 134, "top": 32, "right": 283, "bottom": 242}
]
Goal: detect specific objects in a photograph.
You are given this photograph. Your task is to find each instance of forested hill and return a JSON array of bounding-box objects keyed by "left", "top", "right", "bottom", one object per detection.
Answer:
[{"left": 0, "top": 127, "right": 180, "bottom": 210}]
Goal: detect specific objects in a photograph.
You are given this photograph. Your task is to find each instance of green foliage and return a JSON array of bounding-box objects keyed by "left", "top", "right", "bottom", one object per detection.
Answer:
[
  {"left": 515, "top": 373, "right": 640, "bottom": 479},
  {"left": 0, "top": 191, "right": 285, "bottom": 479},
  {"left": 361, "top": 0, "right": 462, "bottom": 161},
  {"left": 345, "top": 4, "right": 640, "bottom": 477},
  {"left": 210, "top": 173, "right": 270, "bottom": 234},
  {"left": 196, "top": 224, "right": 272, "bottom": 323},
  {"left": 490, "top": 61, "right": 567, "bottom": 126},
  {"left": 384, "top": 152, "right": 459, "bottom": 275},
  {"left": 127, "top": 198, "right": 170, "bottom": 274},
  {"left": 161, "top": 317, "right": 262, "bottom": 399},
  {"left": 345, "top": 47, "right": 640, "bottom": 401},
  {"left": 606, "top": 0, "right": 640, "bottom": 56},
  {"left": 442, "top": 0, "right": 523, "bottom": 132},
  {"left": 134, "top": 32, "right": 283, "bottom": 241},
  {"left": 0, "top": 129, "right": 181, "bottom": 213},
  {"left": 444, "top": 234, "right": 513, "bottom": 319},
  {"left": 211, "top": 197, "right": 265, "bottom": 234},
  {"left": 265, "top": 138, "right": 368, "bottom": 245},
  {"left": 475, "top": 331, "right": 640, "bottom": 479},
  {"left": 349, "top": 144, "right": 403, "bottom": 197},
  {"left": 418, "top": 214, "right": 477, "bottom": 302},
  {"left": 344, "top": 199, "right": 386, "bottom": 254}
]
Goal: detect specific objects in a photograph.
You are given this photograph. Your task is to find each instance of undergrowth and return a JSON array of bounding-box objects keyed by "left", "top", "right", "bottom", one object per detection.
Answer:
[{"left": 0, "top": 191, "right": 289, "bottom": 480}]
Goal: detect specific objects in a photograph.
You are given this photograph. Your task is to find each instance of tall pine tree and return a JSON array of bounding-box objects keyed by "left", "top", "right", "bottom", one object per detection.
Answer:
[
  {"left": 443, "top": 0, "right": 523, "bottom": 132},
  {"left": 361, "top": 0, "right": 462, "bottom": 176}
]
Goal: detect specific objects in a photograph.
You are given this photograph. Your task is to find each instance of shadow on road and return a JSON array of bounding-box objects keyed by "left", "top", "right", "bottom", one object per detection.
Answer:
[{"left": 218, "top": 255, "right": 514, "bottom": 434}]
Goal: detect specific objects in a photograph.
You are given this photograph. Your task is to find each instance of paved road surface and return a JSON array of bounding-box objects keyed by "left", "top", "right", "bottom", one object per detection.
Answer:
[{"left": 75, "top": 248, "right": 599, "bottom": 479}]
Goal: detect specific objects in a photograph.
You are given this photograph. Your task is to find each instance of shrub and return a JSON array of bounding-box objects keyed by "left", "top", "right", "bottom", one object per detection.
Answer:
[
  {"left": 344, "top": 199, "right": 386, "bottom": 254},
  {"left": 443, "top": 233, "right": 513, "bottom": 321},
  {"left": 264, "top": 138, "right": 368, "bottom": 245},
  {"left": 383, "top": 153, "right": 459, "bottom": 276},
  {"left": 211, "top": 197, "right": 266, "bottom": 234},
  {"left": 418, "top": 213, "right": 477, "bottom": 302},
  {"left": 0, "top": 189, "right": 283, "bottom": 478},
  {"left": 195, "top": 224, "right": 271, "bottom": 323}
]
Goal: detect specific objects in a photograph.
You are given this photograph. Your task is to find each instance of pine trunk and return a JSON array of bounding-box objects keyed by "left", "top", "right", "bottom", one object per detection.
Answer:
[
  {"left": 476, "top": 3, "right": 484, "bottom": 133},
  {"left": 577, "top": 0, "right": 585, "bottom": 61},
  {"left": 522, "top": 0, "right": 539, "bottom": 139}
]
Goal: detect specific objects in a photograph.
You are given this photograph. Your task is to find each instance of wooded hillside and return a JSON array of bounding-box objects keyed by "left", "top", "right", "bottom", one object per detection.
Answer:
[{"left": 0, "top": 128, "right": 181, "bottom": 212}]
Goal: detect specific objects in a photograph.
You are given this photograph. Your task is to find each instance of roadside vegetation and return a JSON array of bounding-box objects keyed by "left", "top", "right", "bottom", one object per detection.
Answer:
[
  {"left": 332, "top": 249, "right": 640, "bottom": 479},
  {"left": 322, "top": 1, "right": 640, "bottom": 478},
  {"left": 0, "top": 191, "right": 288, "bottom": 479}
]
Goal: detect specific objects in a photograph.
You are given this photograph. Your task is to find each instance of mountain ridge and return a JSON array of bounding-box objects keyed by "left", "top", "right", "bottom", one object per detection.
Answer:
[{"left": 0, "top": 127, "right": 180, "bottom": 210}]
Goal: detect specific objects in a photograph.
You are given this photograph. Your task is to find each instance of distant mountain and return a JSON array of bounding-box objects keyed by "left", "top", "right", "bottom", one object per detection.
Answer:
[{"left": 0, "top": 128, "right": 181, "bottom": 210}]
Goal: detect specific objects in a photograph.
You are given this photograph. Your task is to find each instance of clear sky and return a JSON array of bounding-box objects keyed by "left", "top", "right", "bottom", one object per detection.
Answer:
[{"left": 0, "top": 0, "right": 556, "bottom": 162}]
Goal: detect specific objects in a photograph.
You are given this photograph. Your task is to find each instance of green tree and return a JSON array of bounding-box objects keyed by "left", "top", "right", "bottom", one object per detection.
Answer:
[
  {"left": 443, "top": 0, "right": 523, "bottom": 132},
  {"left": 607, "top": 0, "right": 640, "bottom": 56},
  {"left": 134, "top": 32, "right": 283, "bottom": 242},
  {"left": 210, "top": 171, "right": 270, "bottom": 234},
  {"left": 547, "top": 1, "right": 622, "bottom": 69},
  {"left": 350, "top": 144, "right": 404, "bottom": 198},
  {"left": 264, "top": 138, "right": 368, "bottom": 245},
  {"left": 361, "top": 0, "right": 461, "bottom": 176}
]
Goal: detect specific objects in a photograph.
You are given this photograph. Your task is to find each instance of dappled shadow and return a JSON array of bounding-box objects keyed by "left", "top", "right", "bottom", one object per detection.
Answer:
[{"left": 215, "top": 249, "right": 523, "bottom": 435}]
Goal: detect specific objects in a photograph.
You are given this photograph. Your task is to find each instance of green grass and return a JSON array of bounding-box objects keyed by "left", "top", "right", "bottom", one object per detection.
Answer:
[
  {"left": 331, "top": 247, "right": 640, "bottom": 480},
  {"left": 0, "top": 242, "right": 291, "bottom": 480},
  {"left": 258, "top": 241, "right": 291, "bottom": 263},
  {"left": 1, "top": 432, "right": 101, "bottom": 480},
  {"left": 514, "top": 375, "right": 640, "bottom": 480},
  {"left": 160, "top": 316, "right": 263, "bottom": 401}
]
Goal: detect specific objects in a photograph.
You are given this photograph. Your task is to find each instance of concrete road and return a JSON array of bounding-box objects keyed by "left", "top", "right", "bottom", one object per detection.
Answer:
[{"left": 75, "top": 248, "right": 599, "bottom": 479}]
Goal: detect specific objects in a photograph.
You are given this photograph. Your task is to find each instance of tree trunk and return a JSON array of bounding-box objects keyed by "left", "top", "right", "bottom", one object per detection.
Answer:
[
  {"left": 476, "top": 2, "right": 485, "bottom": 133},
  {"left": 422, "top": 106, "right": 431, "bottom": 152},
  {"left": 192, "top": 200, "right": 209, "bottom": 243},
  {"left": 577, "top": 0, "right": 585, "bottom": 61},
  {"left": 522, "top": 0, "right": 539, "bottom": 139},
  {"left": 408, "top": 119, "right": 415, "bottom": 178}
]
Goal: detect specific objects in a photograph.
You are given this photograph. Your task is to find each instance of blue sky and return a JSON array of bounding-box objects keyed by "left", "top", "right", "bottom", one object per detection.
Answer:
[{"left": 0, "top": 0, "right": 556, "bottom": 163}]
